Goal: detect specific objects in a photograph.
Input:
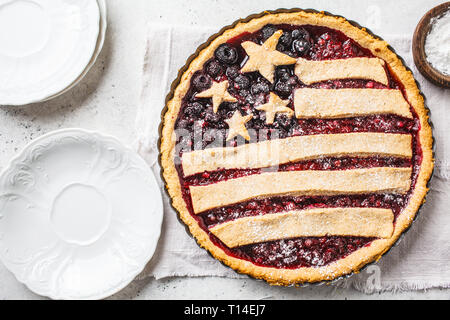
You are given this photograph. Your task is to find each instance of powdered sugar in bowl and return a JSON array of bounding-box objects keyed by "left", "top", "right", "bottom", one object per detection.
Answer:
[
  {"left": 413, "top": 2, "right": 450, "bottom": 88},
  {"left": 425, "top": 8, "right": 450, "bottom": 76}
]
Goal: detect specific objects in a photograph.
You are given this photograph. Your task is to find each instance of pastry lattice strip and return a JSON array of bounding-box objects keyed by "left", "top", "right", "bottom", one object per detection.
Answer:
[
  {"left": 210, "top": 207, "right": 394, "bottom": 248},
  {"left": 189, "top": 167, "right": 412, "bottom": 213},
  {"left": 294, "top": 88, "right": 413, "bottom": 119},
  {"left": 294, "top": 57, "right": 389, "bottom": 85},
  {"left": 181, "top": 132, "right": 412, "bottom": 176}
]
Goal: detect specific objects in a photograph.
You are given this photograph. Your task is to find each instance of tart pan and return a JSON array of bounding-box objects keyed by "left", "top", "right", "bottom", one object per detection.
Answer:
[{"left": 157, "top": 8, "right": 435, "bottom": 287}]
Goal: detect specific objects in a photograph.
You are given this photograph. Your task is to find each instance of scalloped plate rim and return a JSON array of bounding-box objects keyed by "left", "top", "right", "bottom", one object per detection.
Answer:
[{"left": 0, "top": 128, "right": 163, "bottom": 300}]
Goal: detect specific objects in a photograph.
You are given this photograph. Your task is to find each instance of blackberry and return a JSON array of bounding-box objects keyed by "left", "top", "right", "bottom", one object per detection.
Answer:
[
  {"left": 238, "top": 89, "right": 250, "bottom": 97},
  {"left": 234, "top": 74, "right": 250, "bottom": 89},
  {"left": 176, "top": 119, "right": 190, "bottom": 129},
  {"left": 277, "top": 31, "right": 293, "bottom": 52},
  {"left": 261, "top": 25, "right": 277, "bottom": 41},
  {"left": 250, "top": 80, "right": 270, "bottom": 95},
  {"left": 292, "top": 39, "right": 311, "bottom": 56},
  {"left": 205, "top": 112, "right": 221, "bottom": 124},
  {"left": 226, "top": 65, "right": 240, "bottom": 79},
  {"left": 279, "top": 31, "right": 292, "bottom": 47},
  {"left": 184, "top": 102, "right": 204, "bottom": 116},
  {"left": 205, "top": 59, "right": 223, "bottom": 78}
]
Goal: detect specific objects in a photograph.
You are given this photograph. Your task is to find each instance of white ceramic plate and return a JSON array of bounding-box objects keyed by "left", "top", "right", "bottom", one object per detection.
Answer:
[
  {"left": 0, "top": 129, "right": 163, "bottom": 299},
  {"left": 42, "top": 0, "right": 107, "bottom": 102},
  {"left": 0, "top": 0, "right": 101, "bottom": 105}
]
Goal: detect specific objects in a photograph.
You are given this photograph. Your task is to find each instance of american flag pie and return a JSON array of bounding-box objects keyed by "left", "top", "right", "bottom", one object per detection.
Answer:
[{"left": 160, "top": 10, "right": 434, "bottom": 285}]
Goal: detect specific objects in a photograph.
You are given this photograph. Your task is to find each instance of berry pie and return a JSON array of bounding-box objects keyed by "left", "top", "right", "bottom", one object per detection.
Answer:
[{"left": 160, "top": 9, "right": 434, "bottom": 285}]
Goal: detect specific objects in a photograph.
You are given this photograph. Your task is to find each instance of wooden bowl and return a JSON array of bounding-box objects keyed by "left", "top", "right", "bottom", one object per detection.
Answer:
[{"left": 412, "top": 1, "right": 450, "bottom": 88}]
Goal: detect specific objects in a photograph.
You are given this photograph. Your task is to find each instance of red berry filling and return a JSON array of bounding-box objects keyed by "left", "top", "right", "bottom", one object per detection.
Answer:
[
  {"left": 172, "top": 24, "right": 423, "bottom": 269},
  {"left": 233, "top": 236, "right": 375, "bottom": 269}
]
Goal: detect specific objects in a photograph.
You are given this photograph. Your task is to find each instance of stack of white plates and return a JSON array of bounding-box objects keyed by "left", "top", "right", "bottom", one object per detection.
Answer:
[{"left": 0, "top": 0, "right": 107, "bottom": 106}]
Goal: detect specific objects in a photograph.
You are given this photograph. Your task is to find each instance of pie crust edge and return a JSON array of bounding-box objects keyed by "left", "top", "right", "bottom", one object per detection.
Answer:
[{"left": 159, "top": 10, "right": 434, "bottom": 285}]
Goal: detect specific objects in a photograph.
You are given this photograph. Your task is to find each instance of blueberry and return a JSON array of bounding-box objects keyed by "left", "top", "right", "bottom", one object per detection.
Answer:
[
  {"left": 261, "top": 25, "right": 277, "bottom": 41},
  {"left": 276, "top": 31, "right": 293, "bottom": 52},
  {"left": 215, "top": 44, "right": 238, "bottom": 65},
  {"left": 274, "top": 81, "right": 292, "bottom": 96},
  {"left": 205, "top": 59, "right": 223, "bottom": 78},
  {"left": 276, "top": 67, "right": 291, "bottom": 82},
  {"left": 292, "top": 39, "right": 311, "bottom": 56},
  {"left": 192, "top": 72, "right": 212, "bottom": 91},
  {"left": 292, "top": 28, "right": 310, "bottom": 41},
  {"left": 225, "top": 65, "right": 240, "bottom": 79},
  {"left": 234, "top": 74, "right": 250, "bottom": 89},
  {"left": 250, "top": 80, "right": 270, "bottom": 95}
]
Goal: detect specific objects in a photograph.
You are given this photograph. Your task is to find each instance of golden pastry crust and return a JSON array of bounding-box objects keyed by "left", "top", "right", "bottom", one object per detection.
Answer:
[
  {"left": 195, "top": 80, "right": 237, "bottom": 113},
  {"left": 240, "top": 30, "right": 297, "bottom": 83},
  {"left": 159, "top": 9, "right": 434, "bottom": 286},
  {"left": 224, "top": 110, "right": 253, "bottom": 141},
  {"left": 256, "top": 92, "right": 293, "bottom": 125}
]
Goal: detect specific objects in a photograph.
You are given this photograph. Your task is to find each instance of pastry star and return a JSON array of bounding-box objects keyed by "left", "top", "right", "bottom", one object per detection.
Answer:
[
  {"left": 240, "top": 30, "right": 297, "bottom": 83},
  {"left": 225, "top": 110, "right": 253, "bottom": 141},
  {"left": 256, "top": 92, "right": 294, "bottom": 125},
  {"left": 195, "top": 80, "right": 237, "bottom": 113}
]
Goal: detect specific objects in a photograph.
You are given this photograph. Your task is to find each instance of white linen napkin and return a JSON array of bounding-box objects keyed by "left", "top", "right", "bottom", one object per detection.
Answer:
[{"left": 133, "top": 23, "right": 450, "bottom": 292}]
